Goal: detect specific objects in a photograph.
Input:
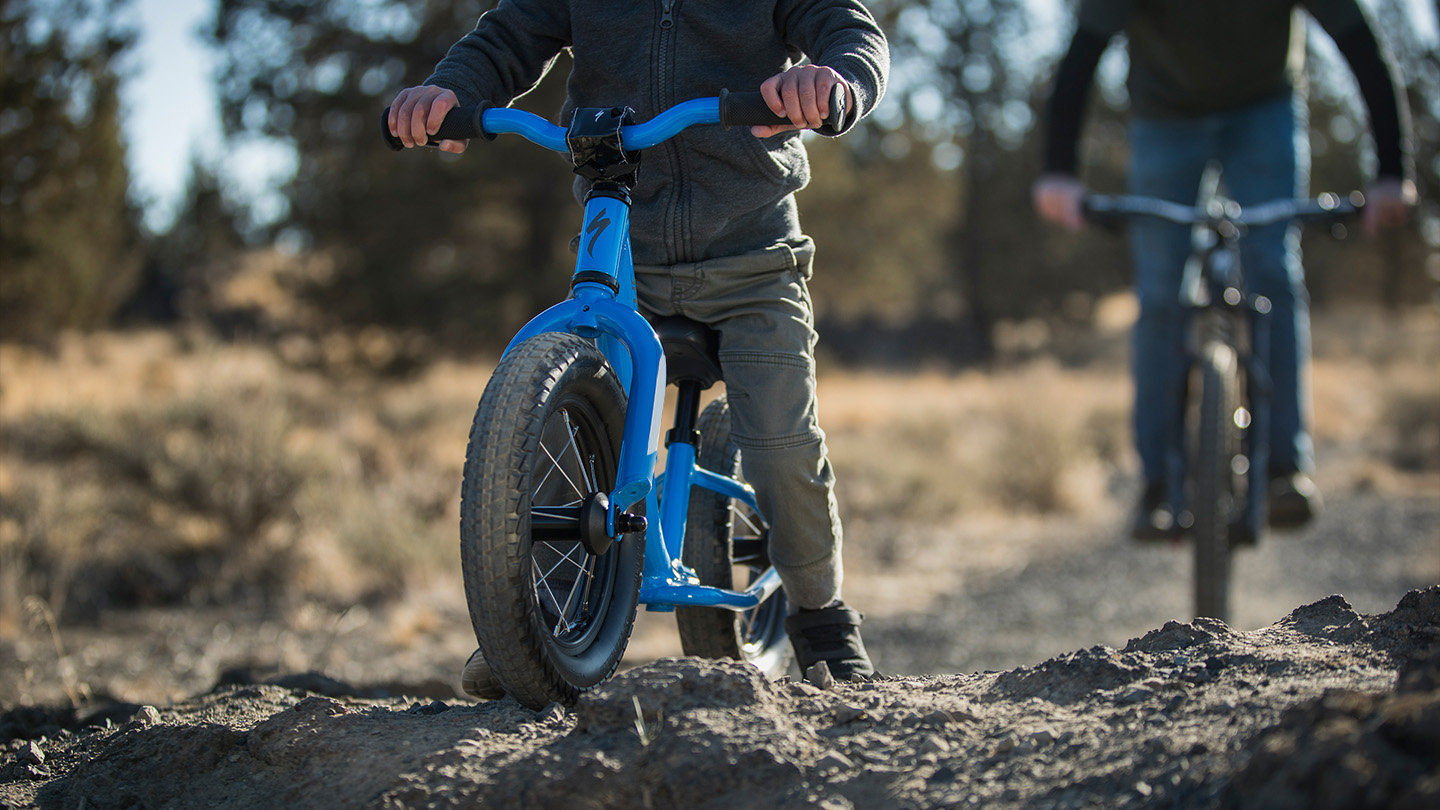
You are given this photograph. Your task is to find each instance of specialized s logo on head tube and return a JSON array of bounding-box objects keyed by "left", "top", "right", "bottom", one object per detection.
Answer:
[{"left": 585, "top": 209, "right": 611, "bottom": 256}]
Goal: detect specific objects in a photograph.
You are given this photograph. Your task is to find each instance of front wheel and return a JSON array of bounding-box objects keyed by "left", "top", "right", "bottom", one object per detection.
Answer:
[
  {"left": 675, "top": 397, "right": 793, "bottom": 677},
  {"left": 1192, "top": 340, "right": 1241, "bottom": 622},
  {"left": 460, "top": 333, "right": 643, "bottom": 708}
]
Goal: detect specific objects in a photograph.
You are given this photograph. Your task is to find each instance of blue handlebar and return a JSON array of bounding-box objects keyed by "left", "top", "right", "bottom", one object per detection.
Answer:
[
  {"left": 480, "top": 97, "right": 722, "bottom": 153},
  {"left": 383, "top": 88, "right": 843, "bottom": 153}
]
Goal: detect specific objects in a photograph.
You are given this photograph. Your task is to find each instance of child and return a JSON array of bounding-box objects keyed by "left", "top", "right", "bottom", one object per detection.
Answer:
[{"left": 387, "top": 0, "right": 889, "bottom": 694}]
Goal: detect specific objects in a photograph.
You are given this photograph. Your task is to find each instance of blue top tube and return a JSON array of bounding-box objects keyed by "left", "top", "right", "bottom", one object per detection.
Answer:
[{"left": 481, "top": 98, "right": 723, "bottom": 153}]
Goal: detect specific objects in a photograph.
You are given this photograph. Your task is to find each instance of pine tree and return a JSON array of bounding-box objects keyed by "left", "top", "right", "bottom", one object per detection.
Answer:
[{"left": 0, "top": 0, "right": 144, "bottom": 340}]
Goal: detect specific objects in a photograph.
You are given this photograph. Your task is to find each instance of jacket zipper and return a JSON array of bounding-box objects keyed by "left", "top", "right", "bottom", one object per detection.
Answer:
[{"left": 657, "top": 0, "right": 684, "bottom": 262}]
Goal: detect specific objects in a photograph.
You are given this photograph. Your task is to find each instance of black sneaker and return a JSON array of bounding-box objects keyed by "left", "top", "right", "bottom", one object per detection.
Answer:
[
  {"left": 785, "top": 603, "right": 876, "bottom": 683},
  {"left": 1131, "top": 480, "right": 1180, "bottom": 541},
  {"left": 460, "top": 648, "right": 505, "bottom": 700},
  {"left": 1269, "top": 470, "right": 1321, "bottom": 529}
]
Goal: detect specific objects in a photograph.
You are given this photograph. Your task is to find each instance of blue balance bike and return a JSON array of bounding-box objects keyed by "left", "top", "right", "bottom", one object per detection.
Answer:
[{"left": 385, "top": 89, "right": 844, "bottom": 708}]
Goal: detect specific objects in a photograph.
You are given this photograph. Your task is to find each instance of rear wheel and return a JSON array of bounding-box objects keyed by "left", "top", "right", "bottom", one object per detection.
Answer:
[
  {"left": 1192, "top": 339, "right": 1241, "bottom": 622},
  {"left": 460, "top": 333, "right": 643, "bottom": 708},
  {"left": 675, "top": 397, "right": 793, "bottom": 677}
]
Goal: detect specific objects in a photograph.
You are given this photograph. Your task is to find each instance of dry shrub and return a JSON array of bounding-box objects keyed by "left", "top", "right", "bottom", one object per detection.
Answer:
[
  {"left": 1381, "top": 377, "right": 1440, "bottom": 471},
  {"left": 980, "top": 365, "right": 1126, "bottom": 514},
  {"left": 2, "top": 389, "right": 311, "bottom": 622},
  {"left": 0, "top": 331, "right": 473, "bottom": 631},
  {"left": 823, "top": 364, "right": 1129, "bottom": 567}
]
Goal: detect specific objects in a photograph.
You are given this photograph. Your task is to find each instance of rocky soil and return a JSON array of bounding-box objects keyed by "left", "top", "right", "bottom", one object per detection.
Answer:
[{"left": 1, "top": 588, "right": 1437, "bottom": 809}]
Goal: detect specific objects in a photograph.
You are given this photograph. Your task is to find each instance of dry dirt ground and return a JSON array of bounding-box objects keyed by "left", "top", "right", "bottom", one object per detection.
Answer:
[{"left": 1, "top": 588, "right": 1436, "bottom": 809}]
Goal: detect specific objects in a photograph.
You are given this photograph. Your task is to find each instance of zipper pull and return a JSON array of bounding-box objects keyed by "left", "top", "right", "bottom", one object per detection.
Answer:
[{"left": 661, "top": 0, "right": 674, "bottom": 29}]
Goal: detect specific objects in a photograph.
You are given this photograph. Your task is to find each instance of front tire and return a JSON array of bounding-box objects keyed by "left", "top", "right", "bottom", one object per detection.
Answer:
[
  {"left": 1192, "top": 340, "right": 1240, "bottom": 622},
  {"left": 675, "top": 397, "right": 793, "bottom": 677},
  {"left": 460, "top": 333, "right": 643, "bottom": 708}
]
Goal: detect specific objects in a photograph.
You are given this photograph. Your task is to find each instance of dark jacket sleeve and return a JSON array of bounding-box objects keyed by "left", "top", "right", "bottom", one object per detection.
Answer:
[
  {"left": 1040, "top": 26, "right": 1111, "bottom": 175},
  {"left": 776, "top": 0, "right": 890, "bottom": 135},
  {"left": 1328, "top": 22, "right": 1414, "bottom": 181},
  {"left": 423, "top": 0, "right": 570, "bottom": 108}
]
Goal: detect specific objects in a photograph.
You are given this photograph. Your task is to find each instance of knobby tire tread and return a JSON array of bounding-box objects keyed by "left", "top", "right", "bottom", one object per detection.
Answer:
[{"left": 460, "top": 333, "right": 640, "bottom": 708}]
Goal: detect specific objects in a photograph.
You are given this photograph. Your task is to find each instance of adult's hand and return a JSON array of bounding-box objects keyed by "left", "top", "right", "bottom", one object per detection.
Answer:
[
  {"left": 1032, "top": 174, "right": 1087, "bottom": 231},
  {"left": 1362, "top": 177, "right": 1417, "bottom": 238}
]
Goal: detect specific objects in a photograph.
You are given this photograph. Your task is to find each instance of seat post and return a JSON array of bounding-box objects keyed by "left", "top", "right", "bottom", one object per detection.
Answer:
[{"left": 668, "top": 380, "right": 703, "bottom": 447}]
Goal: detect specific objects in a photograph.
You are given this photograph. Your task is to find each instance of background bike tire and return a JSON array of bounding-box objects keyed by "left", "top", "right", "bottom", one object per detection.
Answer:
[
  {"left": 460, "top": 332, "right": 643, "bottom": 709},
  {"left": 1193, "top": 341, "right": 1240, "bottom": 622},
  {"left": 675, "top": 397, "right": 793, "bottom": 678}
]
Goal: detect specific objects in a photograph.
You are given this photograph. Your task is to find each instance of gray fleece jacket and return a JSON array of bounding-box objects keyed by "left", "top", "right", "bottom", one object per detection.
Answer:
[{"left": 424, "top": 0, "right": 889, "bottom": 266}]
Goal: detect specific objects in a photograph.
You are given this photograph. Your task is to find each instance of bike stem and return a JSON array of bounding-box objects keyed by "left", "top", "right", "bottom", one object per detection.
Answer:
[{"left": 501, "top": 189, "right": 665, "bottom": 523}]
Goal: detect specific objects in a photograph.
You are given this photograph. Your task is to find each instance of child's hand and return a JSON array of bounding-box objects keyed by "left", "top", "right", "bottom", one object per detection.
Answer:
[
  {"left": 388, "top": 85, "right": 468, "bottom": 153},
  {"left": 752, "top": 65, "right": 852, "bottom": 138}
]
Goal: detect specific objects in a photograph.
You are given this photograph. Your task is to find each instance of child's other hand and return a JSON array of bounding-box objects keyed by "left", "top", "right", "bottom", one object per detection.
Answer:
[
  {"left": 388, "top": 85, "right": 468, "bottom": 153},
  {"left": 752, "top": 65, "right": 851, "bottom": 138}
]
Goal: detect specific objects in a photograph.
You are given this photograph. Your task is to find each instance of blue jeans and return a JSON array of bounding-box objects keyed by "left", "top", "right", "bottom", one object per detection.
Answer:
[{"left": 1127, "top": 93, "right": 1313, "bottom": 490}]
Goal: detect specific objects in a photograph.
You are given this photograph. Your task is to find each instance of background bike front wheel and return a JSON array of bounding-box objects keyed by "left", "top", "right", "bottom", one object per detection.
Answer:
[
  {"left": 1192, "top": 340, "right": 1241, "bottom": 622},
  {"left": 460, "top": 333, "right": 642, "bottom": 708},
  {"left": 675, "top": 397, "right": 793, "bottom": 678}
]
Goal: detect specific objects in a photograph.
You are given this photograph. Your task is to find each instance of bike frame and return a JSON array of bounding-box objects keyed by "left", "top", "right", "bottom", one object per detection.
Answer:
[{"left": 490, "top": 100, "right": 782, "bottom": 613}]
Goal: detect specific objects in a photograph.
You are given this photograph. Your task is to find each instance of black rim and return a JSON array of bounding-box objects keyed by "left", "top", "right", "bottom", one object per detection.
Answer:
[{"left": 528, "top": 396, "right": 617, "bottom": 655}]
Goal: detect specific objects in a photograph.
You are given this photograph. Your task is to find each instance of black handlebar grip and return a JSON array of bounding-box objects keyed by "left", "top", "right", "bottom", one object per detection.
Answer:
[
  {"left": 1080, "top": 197, "right": 1126, "bottom": 233},
  {"left": 719, "top": 84, "right": 847, "bottom": 134},
  {"left": 381, "top": 104, "right": 487, "bottom": 150}
]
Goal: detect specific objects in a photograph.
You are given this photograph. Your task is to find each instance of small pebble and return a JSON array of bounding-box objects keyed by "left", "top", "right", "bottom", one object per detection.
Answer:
[{"left": 806, "top": 662, "right": 836, "bottom": 690}]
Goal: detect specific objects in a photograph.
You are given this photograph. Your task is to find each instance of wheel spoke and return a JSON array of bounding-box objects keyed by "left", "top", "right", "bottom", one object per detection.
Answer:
[
  {"left": 538, "top": 437, "right": 586, "bottom": 502},
  {"left": 530, "top": 537, "right": 601, "bottom": 639},
  {"left": 562, "top": 409, "right": 597, "bottom": 494},
  {"left": 734, "top": 507, "right": 763, "bottom": 538}
]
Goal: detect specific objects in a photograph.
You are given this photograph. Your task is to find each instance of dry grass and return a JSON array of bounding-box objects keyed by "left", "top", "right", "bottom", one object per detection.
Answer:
[
  {"left": 1, "top": 303, "right": 1434, "bottom": 637},
  {"left": 0, "top": 330, "right": 489, "bottom": 633}
]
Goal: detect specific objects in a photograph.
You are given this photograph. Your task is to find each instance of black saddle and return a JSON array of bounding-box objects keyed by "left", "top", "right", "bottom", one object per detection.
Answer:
[{"left": 651, "top": 315, "right": 723, "bottom": 389}]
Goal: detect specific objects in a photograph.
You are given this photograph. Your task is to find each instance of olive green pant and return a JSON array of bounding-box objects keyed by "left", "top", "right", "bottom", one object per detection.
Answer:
[{"left": 635, "top": 237, "right": 843, "bottom": 610}]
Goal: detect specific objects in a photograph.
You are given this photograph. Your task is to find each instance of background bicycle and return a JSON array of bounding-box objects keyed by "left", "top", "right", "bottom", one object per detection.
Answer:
[{"left": 1085, "top": 187, "right": 1363, "bottom": 622}]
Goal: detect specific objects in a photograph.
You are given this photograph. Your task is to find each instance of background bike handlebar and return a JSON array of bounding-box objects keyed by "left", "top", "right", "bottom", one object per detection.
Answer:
[
  {"left": 1082, "top": 192, "right": 1365, "bottom": 231},
  {"left": 381, "top": 86, "right": 846, "bottom": 152}
]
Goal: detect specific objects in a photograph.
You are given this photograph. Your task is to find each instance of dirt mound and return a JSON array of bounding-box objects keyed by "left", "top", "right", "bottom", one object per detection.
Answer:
[{"left": 3, "top": 588, "right": 1435, "bottom": 809}]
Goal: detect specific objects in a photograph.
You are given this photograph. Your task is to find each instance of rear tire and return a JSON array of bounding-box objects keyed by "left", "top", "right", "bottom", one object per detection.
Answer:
[
  {"left": 1192, "top": 340, "right": 1240, "bottom": 622},
  {"left": 675, "top": 397, "right": 793, "bottom": 677},
  {"left": 460, "top": 333, "right": 643, "bottom": 708}
]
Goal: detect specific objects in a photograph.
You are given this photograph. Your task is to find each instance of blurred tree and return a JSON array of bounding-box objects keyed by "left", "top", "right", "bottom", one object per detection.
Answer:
[
  {"left": 874, "top": 0, "right": 1135, "bottom": 363},
  {"left": 123, "top": 157, "right": 249, "bottom": 324},
  {"left": 208, "top": 0, "right": 575, "bottom": 348},
  {"left": 0, "top": 0, "right": 144, "bottom": 341}
]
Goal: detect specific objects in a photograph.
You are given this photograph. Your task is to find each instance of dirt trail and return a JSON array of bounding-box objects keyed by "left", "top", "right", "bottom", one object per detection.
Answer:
[{"left": 2, "top": 588, "right": 1436, "bottom": 809}]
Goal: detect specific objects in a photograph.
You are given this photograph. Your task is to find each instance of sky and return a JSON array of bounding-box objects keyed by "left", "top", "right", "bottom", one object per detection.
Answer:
[
  {"left": 122, "top": 0, "right": 1438, "bottom": 232},
  {"left": 123, "top": 0, "right": 293, "bottom": 230}
]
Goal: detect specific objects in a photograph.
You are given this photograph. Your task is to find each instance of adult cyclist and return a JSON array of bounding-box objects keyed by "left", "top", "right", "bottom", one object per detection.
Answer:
[{"left": 1033, "top": 0, "right": 1415, "bottom": 540}]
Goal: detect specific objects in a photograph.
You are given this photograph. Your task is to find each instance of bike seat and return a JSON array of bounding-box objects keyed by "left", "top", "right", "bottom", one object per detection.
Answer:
[{"left": 651, "top": 315, "right": 723, "bottom": 389}]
